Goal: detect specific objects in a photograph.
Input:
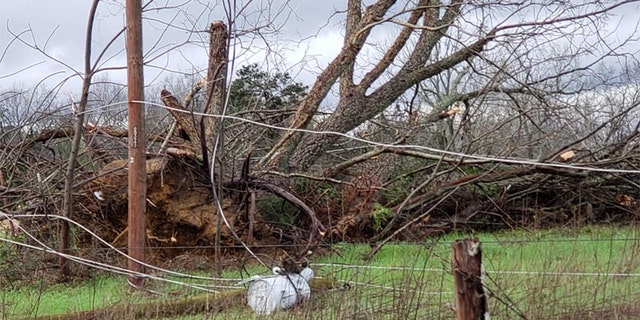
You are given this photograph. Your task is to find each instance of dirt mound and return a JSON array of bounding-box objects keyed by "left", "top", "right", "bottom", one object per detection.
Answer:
[{"left": 76, "top": 156, "right": 275, "bottom": 261}]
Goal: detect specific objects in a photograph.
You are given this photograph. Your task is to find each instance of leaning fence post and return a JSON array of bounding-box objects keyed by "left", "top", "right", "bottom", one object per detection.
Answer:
[{"left": 452, "top": 238, "right": 488, "bottom": 320}]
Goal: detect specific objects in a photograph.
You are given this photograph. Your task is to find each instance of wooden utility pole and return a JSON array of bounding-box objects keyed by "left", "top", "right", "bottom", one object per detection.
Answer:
[
  {"left": 452, "top": 238, "right": 488, "bottom": 320},
  {"left": 125, "top": 0, "right": 146, "bottom": 288}
]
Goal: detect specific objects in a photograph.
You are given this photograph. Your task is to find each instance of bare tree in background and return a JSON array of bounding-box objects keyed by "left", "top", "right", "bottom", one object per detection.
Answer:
[{"left": 259, "top": 0, "right": 640, "bottom": 174}]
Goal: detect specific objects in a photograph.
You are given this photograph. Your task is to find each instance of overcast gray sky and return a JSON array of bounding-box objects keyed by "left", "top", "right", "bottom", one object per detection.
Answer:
[
  {"left": 0, "top": 0, "right": 348, "bottom": 95},
  {"left": 1, "top": 1, "right": 640, "bottom": 100}
]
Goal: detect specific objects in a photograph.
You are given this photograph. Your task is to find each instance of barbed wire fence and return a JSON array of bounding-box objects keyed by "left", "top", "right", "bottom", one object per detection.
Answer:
[{"left": 2, "top": 205, "right": 640, "bottom": 318}]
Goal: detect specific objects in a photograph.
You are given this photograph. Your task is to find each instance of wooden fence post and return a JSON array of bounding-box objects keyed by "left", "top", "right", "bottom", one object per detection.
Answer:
[{"left": 452, "top": 238, "right": 488, "bottom": 320}]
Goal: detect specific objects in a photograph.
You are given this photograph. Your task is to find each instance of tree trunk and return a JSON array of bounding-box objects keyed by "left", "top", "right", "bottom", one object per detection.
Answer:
[
  {"left": 259, "top": 1, "right": 498, "bottom": 173},
  {"left": 60, "top": 0, "right": 100, "bottom": 280},
  {"left": 287, "top": 33, "right": 492, "bottom": 172}
]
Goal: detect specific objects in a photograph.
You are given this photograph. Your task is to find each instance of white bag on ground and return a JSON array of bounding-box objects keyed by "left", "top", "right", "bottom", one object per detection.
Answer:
[{"left": 246, "top": 267, "right": 313, "bottom": 315}]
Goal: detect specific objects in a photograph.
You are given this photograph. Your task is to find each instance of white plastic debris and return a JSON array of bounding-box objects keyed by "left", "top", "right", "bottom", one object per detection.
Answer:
[
  {"left": 246, "top": 267, "right": 314, "bottom": 315},
  {"left": 93, "top": 191, "right": 105, "bottom": 201},
  {"left": 299, "top": 266, "right": 314, "bottom": 282}
]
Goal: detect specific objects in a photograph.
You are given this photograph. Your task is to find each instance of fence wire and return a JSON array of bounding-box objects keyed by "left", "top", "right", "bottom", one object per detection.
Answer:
[{"left": 2, "top": 209, "right": 639, "bottom": 319}]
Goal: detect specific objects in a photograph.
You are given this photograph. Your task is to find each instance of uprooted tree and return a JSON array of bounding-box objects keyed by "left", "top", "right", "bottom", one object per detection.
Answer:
[
  {"left": 154, "top": 21, "right": 325, "bottom": 258},
  {"left": 73, "top": 21, "right": 326, "bottom": 264},
  {"left": 2, "top": 0, "right": 640, "bottom": 276},
  {"left": 251, "top": 0, "right": 640, "bottom": 248},
  {"left": 149, "top": 0, "right": 640, "bottom": 253}
]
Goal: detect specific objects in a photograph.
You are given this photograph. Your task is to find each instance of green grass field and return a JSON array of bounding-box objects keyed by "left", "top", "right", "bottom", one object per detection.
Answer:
[{"left": 2, "top": 225, "right": 640, "bottom": 319}]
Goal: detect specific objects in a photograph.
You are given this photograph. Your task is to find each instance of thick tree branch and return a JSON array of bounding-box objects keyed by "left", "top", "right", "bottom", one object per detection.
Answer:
[
  {"left": 259, "top": 0, "right": 396, "bottom": 170},
  {"left": 359, "top": 1, "right": 426, "bottom": 89},
  {"left": 403, "top": 0, "right": 461, "bottom": 71},
  {"left": 340, "top": 0, "right": 362, "bottom": 94},
  {"left": 288, "top": 30, "right": 496, "bottom": 172},
  {"left": 160, "top": 89, "right": 202, "bottom": 151}
]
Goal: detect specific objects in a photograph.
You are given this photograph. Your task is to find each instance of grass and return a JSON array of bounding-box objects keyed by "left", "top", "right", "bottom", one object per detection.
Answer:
[
  {"left": 1, "top": 276, "right": 127, "bottom": 318},
  {"left": 2, "top": 225, "right": 640, "bottom": 319}
]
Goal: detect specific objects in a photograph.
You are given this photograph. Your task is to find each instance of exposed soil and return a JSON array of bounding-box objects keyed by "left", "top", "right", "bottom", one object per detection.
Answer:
[{"left": 76, "top": 157, "right": 279, "bottom": 263}]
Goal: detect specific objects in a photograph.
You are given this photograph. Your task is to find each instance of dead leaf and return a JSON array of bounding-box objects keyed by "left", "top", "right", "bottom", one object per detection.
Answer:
[{"left": 616, "top": 194, "right": 635, "bottom": 206}]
